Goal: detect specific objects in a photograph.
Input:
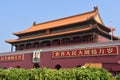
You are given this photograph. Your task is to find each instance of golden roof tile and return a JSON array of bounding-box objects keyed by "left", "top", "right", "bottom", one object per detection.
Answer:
[{"left": 14, "top": 7, "right": 102, "bottom": 35}]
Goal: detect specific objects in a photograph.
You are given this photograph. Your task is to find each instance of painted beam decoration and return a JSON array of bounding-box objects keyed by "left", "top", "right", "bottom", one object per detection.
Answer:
[
  {"left": 33, "top": 50, "right": 41, "bottom": 63},
  {"left": 0, "top": 54, "right": 24, "bottom": 61},
  {"left": 52, "top": 46, "right": 118, "bottom": 58}
]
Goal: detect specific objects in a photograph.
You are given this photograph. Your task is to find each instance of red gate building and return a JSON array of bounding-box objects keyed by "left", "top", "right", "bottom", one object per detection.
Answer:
[{"left": 0, "top": 7, "right": 120, "bottom": 74}]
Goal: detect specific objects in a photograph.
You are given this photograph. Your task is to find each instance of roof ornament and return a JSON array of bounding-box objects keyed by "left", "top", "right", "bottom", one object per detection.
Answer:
[
  {"left": 33, "top": 21, "right": 36, "bottom": 26},
  {"left": 94, "top": 6, "right": 98, "bottom": 11}
]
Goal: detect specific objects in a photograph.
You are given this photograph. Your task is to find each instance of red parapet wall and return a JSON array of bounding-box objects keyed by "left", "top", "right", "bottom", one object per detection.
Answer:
[
  {"left": 40, "top": 45, "right": 120, "bottom": 69},
  {"left": 0, "top": 45, "right": 120, "bottom": 72},
  {"left": 0, "top": 53, "right": 33, "bottom": 69}
]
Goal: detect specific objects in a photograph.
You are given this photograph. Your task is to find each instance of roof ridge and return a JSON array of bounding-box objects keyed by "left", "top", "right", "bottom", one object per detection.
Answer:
[
  {"left": 13, "top": 7, "right": 99, "bottom": 35},
  {"left": 34, "top": 7, "right": 98, "bottom": 26}
]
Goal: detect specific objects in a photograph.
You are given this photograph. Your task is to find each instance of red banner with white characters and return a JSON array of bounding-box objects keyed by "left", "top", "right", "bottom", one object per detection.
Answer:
[
  {"left": 0, "top": 54, "right": 24, "bottom": 61},
  {"left": 52, "top": 46, "right": 118, "bottom": 58}
]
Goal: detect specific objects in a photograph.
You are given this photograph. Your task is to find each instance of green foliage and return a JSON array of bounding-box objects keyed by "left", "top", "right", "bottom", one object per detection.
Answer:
[
  {"left": 0, "top": 67, "right": 116, "bottom": 80},
  {"left": 116, "top": 74, "right": 120, "bottom": 80}
]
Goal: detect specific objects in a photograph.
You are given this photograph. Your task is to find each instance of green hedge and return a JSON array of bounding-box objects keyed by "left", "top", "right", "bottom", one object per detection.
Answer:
[
  {"left": 0, "top": 67, "right": 116, "bottom": 80},
  {"left": 116, "top": 74, "right": 120, "bottom": 80}
]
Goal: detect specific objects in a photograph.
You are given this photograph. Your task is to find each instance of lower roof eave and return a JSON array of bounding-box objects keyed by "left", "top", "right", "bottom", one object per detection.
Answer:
[{"left": 6, "top": 26, "right": 96, "bottom": 44}]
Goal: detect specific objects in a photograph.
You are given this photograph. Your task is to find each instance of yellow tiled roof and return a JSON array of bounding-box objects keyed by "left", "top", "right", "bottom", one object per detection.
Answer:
[
  {"left": 14, "top": 7, "right": 102, "bottom": 35},
  {"left": 6, "top": 7, "right": 111, "bottom": 43}
]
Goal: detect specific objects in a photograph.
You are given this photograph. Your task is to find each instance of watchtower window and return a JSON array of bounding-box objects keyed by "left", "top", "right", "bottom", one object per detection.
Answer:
[
  {"left": 26, "top": 43, "right": 32, "bottom": 49},
  {"left": 40, "top": 41, "right": 51, "bottom": 47},
  {"left": 52, "top": 39, "right": 60, "bottom": 46},
  {"left": 33, "top": 42, "right": 39, "bottom": 48}
]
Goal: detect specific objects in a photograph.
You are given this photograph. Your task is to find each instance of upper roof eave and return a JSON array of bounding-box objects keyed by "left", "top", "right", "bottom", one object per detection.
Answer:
[
  {"left": 13, "top": 7, "right": 100, "bottom": 35},
  {"left": 91, "top": 17, "right": 111, "bottom": 32}
]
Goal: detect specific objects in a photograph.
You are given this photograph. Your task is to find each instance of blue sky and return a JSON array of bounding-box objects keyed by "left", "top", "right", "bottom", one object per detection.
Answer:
[{"left": 0, "top": 0, "right": 120, "bottom": 53}]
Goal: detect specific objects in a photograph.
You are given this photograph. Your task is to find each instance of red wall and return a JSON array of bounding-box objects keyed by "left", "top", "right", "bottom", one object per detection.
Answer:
[
  {"left": 0, "top": 53, "right": 33, "bottom": 69},
  {"left": 0, "top": 45, "right": 120, "bottom": 72},
  {"left": 40, "top": 51, "right": 120, "bottom": 69},
  {"left": 97, "top": 35, "right": 111, "bottom": 42}
]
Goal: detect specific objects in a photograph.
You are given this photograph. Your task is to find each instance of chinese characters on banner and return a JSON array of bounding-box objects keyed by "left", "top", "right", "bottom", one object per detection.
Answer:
[
  {"left": 52, "top": 46, "right": 118, "bottom": 58},
  {"left": 33, "top": 50, "right": 41, "bottom": 63},
  {"left": 0, "top": 54, "right": 24, "bottom": 61}
]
